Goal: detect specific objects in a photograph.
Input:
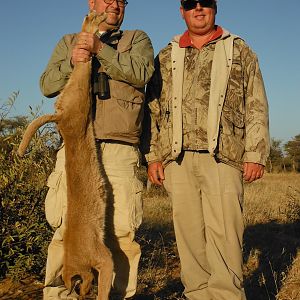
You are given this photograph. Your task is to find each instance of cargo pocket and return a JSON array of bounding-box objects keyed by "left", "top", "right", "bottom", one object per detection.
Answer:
[
  {"left": 221, "top": 107, "right": 245, "bottom": 136},
  {"left": 219, "top": 107, "right": 245, "bottom": 163},
  {"left": 129, "top": 178, "right": 144, "bottom": 231},
  {"left": 105, "top": 80, "right": 144, "bottom": 136},
  {"left": 45, "top": 171, "right": 64, "bottom": 228}
]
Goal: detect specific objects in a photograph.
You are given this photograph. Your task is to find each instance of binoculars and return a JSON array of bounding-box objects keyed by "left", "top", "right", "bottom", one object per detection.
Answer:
[{"left": 93, "top": 72, "right": 110, "bottom": 100}]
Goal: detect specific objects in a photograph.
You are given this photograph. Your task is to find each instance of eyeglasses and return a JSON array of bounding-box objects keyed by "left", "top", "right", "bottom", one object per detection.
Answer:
[
  {"left": 181, "top": 0, "right": 215, "bottom": 11},
  {"left": 103, "top": 0, "right": 128, "bottom": 7}
]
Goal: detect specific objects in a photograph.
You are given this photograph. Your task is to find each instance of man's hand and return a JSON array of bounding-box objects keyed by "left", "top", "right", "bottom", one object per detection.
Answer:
[
  {"left": 243, "top": 162, "right": 265, "bottom": 183},
  {"left": 71, "top": 32, "right": 103, "bottom": 65},
  {"left": 148, "top": 162, "right": 165, "bottom": 186}
]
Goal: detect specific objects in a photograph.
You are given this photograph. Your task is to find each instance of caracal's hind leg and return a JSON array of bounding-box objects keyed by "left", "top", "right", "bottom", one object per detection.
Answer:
[
  {"left": 95, "top": 247, "right": 114, "bottom": 300},
  {"left": 79, "top": 271, "right": 94, "bottom": 299}
]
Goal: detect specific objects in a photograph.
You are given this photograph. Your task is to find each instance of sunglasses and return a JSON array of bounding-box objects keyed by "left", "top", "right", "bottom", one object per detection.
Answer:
[
  {"left": 181, "top": 0, "right": 216, "bottom": 11},
  {"left": 104, "top": 0, "right": 128, "bottom": 7}
]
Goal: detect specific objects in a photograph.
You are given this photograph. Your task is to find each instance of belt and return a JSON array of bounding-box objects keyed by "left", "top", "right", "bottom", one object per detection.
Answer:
[
  {"left": 184, "top": 149, "right": 209, "bottom": 153},
  {"left": 96, "top": 139, "right": 135, "bottom": 146}
]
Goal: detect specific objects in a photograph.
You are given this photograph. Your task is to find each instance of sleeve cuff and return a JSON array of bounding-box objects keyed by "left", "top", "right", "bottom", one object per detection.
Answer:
[
  {"left": 145, "top": 152, "right": 161, "bottom": 165},
  {"left": 243, "top": 151, "right": 268, "bottom": 166},
  {"left": 96, "top": 44, "right": 115, "bottom": 65}
]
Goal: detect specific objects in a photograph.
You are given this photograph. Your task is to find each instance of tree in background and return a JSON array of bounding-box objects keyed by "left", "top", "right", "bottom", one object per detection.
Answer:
[
  {"left": 267, "top": 138, "right": 284, "bottom": 173},
  {"left": 284, "top": 134, "right": 300, "bottom": 172}
]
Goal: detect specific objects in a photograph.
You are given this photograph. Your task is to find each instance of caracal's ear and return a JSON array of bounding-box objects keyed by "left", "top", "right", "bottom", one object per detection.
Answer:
[{"left": 81, "top": 13, "right": 89, "bottom": 32}]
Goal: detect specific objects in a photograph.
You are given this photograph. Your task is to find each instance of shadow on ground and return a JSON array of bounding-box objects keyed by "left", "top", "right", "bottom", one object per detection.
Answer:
[
  {"left": 1, "top": 220, "right": 299, "bottom": 299},
  {"left": 244, "top": 220, "right": 300, "bottom": 300}
]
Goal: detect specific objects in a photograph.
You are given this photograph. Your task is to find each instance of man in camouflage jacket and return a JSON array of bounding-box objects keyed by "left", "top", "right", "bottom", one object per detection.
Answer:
[{"left": 142, "top": 0, "right": 269, "bottom": 299}]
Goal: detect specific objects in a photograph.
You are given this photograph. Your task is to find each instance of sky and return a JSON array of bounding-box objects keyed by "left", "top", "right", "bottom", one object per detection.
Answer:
[{"left": 0, "top": 1, "right": 299, "bottom": 143}]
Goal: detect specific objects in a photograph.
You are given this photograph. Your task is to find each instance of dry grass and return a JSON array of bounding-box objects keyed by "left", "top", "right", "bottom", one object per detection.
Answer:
[
  {"left": 276, "top": 250, "right": 300, "bottom": 300},
  {"left": 136, "top": 173, "right": 300, "bottom": 300},
  {"left": 1, "top": 173, "right": 299, "bottom": 299},
  {"left": 242, "top": 173, "right": 300, "bottom": 300}
]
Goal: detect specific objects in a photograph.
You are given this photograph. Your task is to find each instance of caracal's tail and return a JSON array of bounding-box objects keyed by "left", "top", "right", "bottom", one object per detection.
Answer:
[{"left": 18, "top": 114, "right": 59, "bottom": 157}]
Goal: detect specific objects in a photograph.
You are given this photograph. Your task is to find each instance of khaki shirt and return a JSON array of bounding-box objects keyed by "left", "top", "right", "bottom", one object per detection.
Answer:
[{"left": 40, "top": 29, "right": 154, "bottom": 144}]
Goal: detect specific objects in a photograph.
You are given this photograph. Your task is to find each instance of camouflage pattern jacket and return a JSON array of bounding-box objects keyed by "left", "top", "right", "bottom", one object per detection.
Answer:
[{"left": 142, "top": 29, "right": 270, "bottom": 170}]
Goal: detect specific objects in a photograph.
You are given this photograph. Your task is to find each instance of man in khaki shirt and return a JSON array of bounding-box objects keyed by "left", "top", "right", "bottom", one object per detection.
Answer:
[{"left": 41, "top": 0, "right": 154, "bottom": 299}]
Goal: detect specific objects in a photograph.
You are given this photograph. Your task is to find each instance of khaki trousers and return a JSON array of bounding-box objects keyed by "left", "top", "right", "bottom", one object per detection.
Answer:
[
  {"left": 163, "top": 152, "right": 246, "bottom": 300},
  {"left": 43, "top": 142, "right": 143, "bottom": 299}
]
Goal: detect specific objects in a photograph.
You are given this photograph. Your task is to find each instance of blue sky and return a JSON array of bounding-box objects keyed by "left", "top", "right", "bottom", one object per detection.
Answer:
[{"left": 0, "top": 1, "right": 299, "bottom": 142}]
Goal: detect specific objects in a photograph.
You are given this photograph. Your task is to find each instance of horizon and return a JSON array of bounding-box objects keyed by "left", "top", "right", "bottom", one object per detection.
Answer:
[{"left": 0, "top": 1, "right": 299, "bottom": 142}]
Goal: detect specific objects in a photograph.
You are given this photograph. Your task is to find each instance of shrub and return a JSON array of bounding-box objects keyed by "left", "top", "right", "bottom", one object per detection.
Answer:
[{"left": 0, "top": 100, "right": 59, "bottom": 280}]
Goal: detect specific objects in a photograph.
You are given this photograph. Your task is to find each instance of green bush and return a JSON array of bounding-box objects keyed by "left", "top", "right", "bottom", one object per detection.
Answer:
[{"left": 0, "top": 99, "right": 59, "bottom": 280}]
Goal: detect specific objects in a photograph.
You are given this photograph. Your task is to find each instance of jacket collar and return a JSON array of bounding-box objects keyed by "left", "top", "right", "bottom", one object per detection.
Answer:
[
  {"left": 172, "top": 26, "right": 231, "bottom": 48},
  {"left": 97, "top": 29, "right": 123, "bottom": 46}
]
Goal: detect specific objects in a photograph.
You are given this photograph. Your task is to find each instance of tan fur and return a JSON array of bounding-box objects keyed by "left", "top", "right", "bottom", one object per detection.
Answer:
[{"left": 18, "top": 11, "right": 113, "bottom": 300}]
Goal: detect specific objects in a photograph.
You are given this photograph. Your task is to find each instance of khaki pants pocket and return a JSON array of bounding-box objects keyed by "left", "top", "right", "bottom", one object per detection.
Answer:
[
  {"left": 129, "top": 178, "right": 143, "bottom": 231},
  {"left": 45, "top": 171, "right": 64, "bottom": 228}
]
